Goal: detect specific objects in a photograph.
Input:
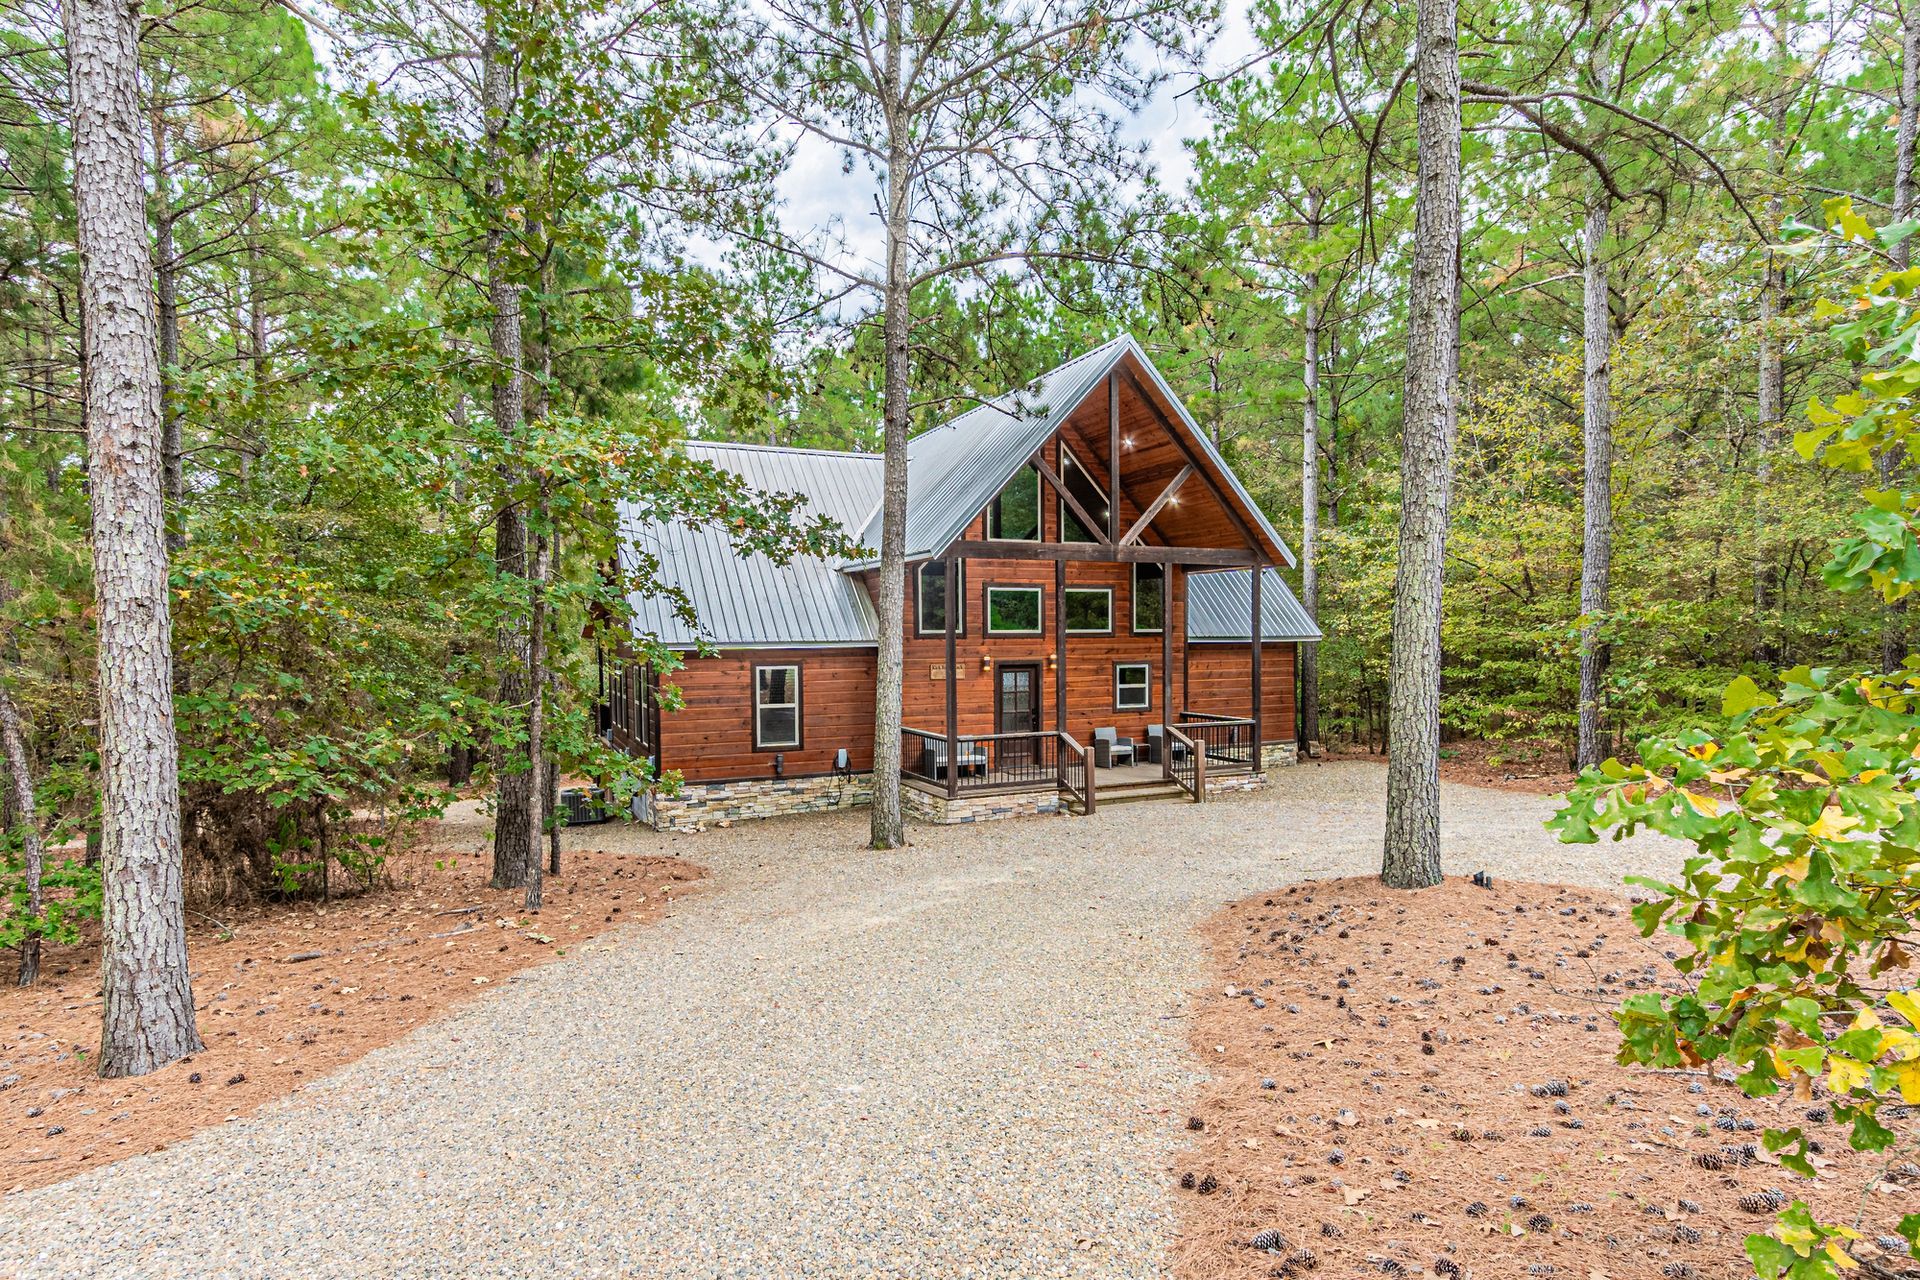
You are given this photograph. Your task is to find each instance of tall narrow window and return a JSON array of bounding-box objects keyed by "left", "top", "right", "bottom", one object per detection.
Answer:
[
  {"left": 916, "top": 561, "right": 963, "bottom": 635},
  {"left": 754, "top": 664, "right": 802, "bottom": 749},
  {"left": 986, "top": 464, "right": 1041, "bottom": 540},
  {"left": 1133, "top": 563, "right": 1165, "bottom": 633},
  {"left": 1060, "top": 448, "right": 1110, "bottom": 543},
  {"left": 611, "top": 661, "right": 626, "bottom": 732}
]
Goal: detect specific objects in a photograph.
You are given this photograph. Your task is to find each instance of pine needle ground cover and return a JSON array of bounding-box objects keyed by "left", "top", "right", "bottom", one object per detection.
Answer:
[
  {"left": 0, "top": 837, "right": 701, "bottom": 1192},
  {"left": 1172, "top": 877, "right": 1915, "bottom": 1279}
]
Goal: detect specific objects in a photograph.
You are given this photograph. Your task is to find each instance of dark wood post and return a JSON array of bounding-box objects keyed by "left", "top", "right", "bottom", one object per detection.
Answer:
[
  {"left": 1251, "top": 563, "right": 1264, "bottom": 772},
  {"left": 1055, "top": 558, "right": 1067, "bottom": 734},
  {"left": 1108, "top": 373, "right": 1120, "bottom": 543},
  {"left": 1161, "top": 563, "right": 1174, "bottom": 781},
  {"left": 945, "top": 556, "right": 960, "bottom": 799}
]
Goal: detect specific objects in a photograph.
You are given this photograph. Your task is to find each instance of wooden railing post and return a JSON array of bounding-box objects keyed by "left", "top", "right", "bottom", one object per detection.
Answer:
[{"left": 1194, "top": 743, "right": 1206, "bottom": 803}]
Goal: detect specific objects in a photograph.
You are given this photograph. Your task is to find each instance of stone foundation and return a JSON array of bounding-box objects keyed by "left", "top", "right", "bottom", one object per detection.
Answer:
[
  {"left": 649, "top": 773, "right": 872, "bottom": 833},
  {"left": 1262, "top": 741, "right": 1300, "bottom": 769},
  {"left": 902, "top": 785, "right": 1063, "bottom": 824}
]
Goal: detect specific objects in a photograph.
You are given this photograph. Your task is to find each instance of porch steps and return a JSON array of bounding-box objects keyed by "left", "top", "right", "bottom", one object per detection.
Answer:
[{"left": 1082, "top": 781, "right": 1188, "bottom": 810}]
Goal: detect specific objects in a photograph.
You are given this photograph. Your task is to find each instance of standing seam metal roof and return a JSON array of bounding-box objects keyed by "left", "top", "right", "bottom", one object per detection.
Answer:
[
  {"left": 618, "top": 442, "right": 883, "bottom": 647},
  {"left": 1184, "top": 567, "right": 1323, "bottom": 642}
]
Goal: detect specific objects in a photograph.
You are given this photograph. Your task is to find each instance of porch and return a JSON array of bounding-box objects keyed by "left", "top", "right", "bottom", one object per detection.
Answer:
[{"left": 900, "top": 712, "right": 1260, "bottom": 815}]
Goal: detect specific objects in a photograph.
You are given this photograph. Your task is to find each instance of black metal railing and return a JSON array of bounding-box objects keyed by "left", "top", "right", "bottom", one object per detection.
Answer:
[
  {"left": 1165, "top": 723, "right": 1203, "bottom": 801},
  {"left": 1178, "top": 712, "right": 1256, "bottom": 773},
  {"left": 903, "top": 727, "right": 1096, "bottom": 808}
]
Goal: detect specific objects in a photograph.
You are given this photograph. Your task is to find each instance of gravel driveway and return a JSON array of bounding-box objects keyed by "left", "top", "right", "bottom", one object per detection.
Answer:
[{"left": 0, "top": 761, "right": 1683, "bottom": 1279}]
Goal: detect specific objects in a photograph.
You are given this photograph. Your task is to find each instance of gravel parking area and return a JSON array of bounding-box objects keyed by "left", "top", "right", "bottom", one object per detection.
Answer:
[{"left": 0, "top": 760, "right": 1684, "bottom": 1279}]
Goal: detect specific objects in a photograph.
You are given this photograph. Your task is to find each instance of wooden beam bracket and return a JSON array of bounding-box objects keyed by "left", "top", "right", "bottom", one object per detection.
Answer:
[{"left": 1119, "top": 463, "right": 1192, "bottom": 546}]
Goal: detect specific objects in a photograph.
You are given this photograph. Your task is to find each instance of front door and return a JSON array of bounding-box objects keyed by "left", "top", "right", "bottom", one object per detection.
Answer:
[{"left": 997, "top": 663, "right": 1041, "bottom": 767}]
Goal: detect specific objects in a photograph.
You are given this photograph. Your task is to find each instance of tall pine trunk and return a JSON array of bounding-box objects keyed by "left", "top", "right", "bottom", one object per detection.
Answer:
[
  {"left": 1752, "top": 15, "right": 1788, "bottom": 665},
  {"left": 868, "top": 9, "right": 909, "bottom": 851},
  {"left": 66, "top": 0, "right": 203, "bottom": 1075},
  {"left": 1381, "top": 0, "right": 1460, "bottom": 891},
  {"left": 0, "top": 675, "right": 44, "bottom": 986},
  {"left": 149, "top": 110, "right": 183, "bottom": 552},
  {"left": 483, "top": 13, "right": 532, "bottom": 888},
  {"left": 1576, "top": 194, "right": 1613, "bottom": 769},
  {"left": 1883, "top": 10, "right": 1920, "bottom": 669},
  {"left": 1299, "top": 221, "right": 1322, "bottom": 751}
]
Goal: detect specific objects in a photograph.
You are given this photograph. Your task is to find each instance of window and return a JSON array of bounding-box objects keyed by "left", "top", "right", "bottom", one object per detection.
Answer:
[
  {"left": 915, "top": 560, "right": 964, "bottom": 636},
  {"left": 984, "top": 585, "right": 1044, "bottom": 635},
  {"left": 753, "top": 664, "right": 801, "bottom": 749},
  {"left": 986, "top": 464, "right": 1041, "bottom": 540},
  {"left": 610, "top": 660, "right": 625, "bottom": 732},
  {"left": 1063, "top": 586, "right": 1112, "bottom": 635},
  {"left": 1060, "top": 448, "right": 1110, "bottom": 543},
  {"left": 1115, "top": 662, "right": 1151, "bottom": 710},
  {"left": 1133, "top": 563, "right": 1165, "bottom": 633}
]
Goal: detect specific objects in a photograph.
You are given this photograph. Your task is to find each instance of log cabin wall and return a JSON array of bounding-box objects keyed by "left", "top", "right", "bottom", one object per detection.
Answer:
[
  {"left": 1184, "top": 642, "right": 1298, "bottom": 741},
  {"left": 656, "top": 646, "right": 877, "bottom": 783}
]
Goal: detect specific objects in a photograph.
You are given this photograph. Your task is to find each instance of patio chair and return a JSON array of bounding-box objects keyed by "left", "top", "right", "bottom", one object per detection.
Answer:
[
  {"left": 923, "top": 740, "right": 989, "bottom": 781},
  {"left": 1092, "top": 727, "right": 1136, "bottom": 769},
  {"left": 1144, "top": 724, "right": 1190, "bottom": 766}
]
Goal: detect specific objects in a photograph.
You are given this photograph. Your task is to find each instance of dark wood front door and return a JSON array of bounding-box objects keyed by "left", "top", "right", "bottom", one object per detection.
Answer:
[{"left": 997, "top": 663, "right": 1040, "bottom": 766}]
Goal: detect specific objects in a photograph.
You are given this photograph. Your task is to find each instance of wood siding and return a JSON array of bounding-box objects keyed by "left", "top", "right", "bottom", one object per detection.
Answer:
[
  {"left": 1185, "top": 642, "right": 1298, "bottom": 742},
  {"left": 656, "top": 647, "right": 877, "bottom": 783}
]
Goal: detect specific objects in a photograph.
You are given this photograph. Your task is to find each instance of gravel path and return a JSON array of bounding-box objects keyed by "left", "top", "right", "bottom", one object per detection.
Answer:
[{"left": 0, "top": 761, "right": 1684, "bottom": 1279}]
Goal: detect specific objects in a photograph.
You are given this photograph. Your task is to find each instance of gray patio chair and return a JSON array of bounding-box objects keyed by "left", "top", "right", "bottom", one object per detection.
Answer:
[
  {"left": 1092, "top": 727, "right": 1136, "bottom": 768},
  {"left": 1144, "top": 724, "right": 1190, "bottom": 766},
  {"left": 923, "top": 740, "right": 989, "bottom": 780}
]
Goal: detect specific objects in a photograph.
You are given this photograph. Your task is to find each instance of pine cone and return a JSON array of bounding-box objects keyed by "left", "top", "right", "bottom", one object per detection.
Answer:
[
  {"left": 1737, "top": 1189, "right": 1785, "bottom": 1215},
  {"left": 1289, "top": 1247, "right": 1319, "bottom": 1271},
  {"left": 1690, "top": 1152, "right": 1723, "bottom": 1171},
  {"left": 1530, "top": 1079, "right": 1569, "bottom": 1098},
  {"left": 1433, "top": 1258, "right": 1462, "bottom": 1278},
  {"left": 1672, "top": 1224, "right": 1702, "bottom": 1245},
  {"left": 1526, "top": 1213, "right": 1553, "bottom": 1232},
  {"left": 1464, "top": 1201, "right": 1490, "bottom": 1218},
  {"left": 1319, "top": 1222, "right": 1342, "bottom": 1238},
  {"left": 1250, "top": 1229, "right": 1288, "bottom": 1254}
]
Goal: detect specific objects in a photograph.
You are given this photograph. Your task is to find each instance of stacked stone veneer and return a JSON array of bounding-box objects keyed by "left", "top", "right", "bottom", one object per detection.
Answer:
[
  {"left": 645, "top": 742, "right": 1299, "bottom": 831},
  {"left": 648, "top": 773, "right": 872, "bottom": 833},
  {"left": 901, "top": 785, "right": 1064, "bottom": 825}
]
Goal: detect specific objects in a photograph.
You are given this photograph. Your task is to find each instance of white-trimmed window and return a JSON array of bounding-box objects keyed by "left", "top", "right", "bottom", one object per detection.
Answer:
[
  {"left": 610, "top": 661, "right": 626, "bottom": 732},
  {"left": 916, "top": 560, "right": 963, "bottom": 636},
  {"left": 1064, "top": 586, "right": 1113, "bottom": 635},
  {"left": 986, "top": 464, "right": 1041, "bottom": 540},
  {"left": 753, "top": 664, "right": 802, "bottom": 750},
  {"left": 1115, "top": 662, "right": 1151, "bottom": 710},
  {"left": 1132, "top": 563, "right": 1165, "bottom": 633},
  {"left": 984, "top": 585, "right": 1044, "bottom": 635}
]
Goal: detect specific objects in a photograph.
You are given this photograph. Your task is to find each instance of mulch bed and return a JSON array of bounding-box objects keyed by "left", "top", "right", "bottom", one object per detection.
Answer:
[
  {"left": 1322, "top": 740, "right": 1580, "bottom": 795},
  {"left": 0, "top": 844, "right": 701, "bottom": 1193},
  {"left": 1172, "top": 876, "right": 1918, "bottom": 1279}
]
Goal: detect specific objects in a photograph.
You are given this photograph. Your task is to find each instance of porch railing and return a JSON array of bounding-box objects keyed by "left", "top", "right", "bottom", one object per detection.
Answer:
[
  {"left": 903, "top": 727, "right": 1095, "bottom": 812},
  {"left": 1177, "top": 711, "right": 1257, "bottom": 774},
  {"left": 1165, "top": 723, "right": 1204, "bottom": 801}
]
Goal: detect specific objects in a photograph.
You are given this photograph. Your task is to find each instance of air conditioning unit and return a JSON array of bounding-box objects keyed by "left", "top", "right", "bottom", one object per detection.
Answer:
[{"left": 560, "top": 787, "right": 611, "bottom": 826}]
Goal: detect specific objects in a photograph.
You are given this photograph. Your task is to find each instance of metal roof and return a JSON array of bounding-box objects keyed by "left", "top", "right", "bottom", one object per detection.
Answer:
[
  {"left": 1184, "top": 567, "right": 1323, "bottom": 642},
  {"left": 618, "top": 442, "right": 883, "bottom": 647},
  {"left": 619, "top": 338, "right": 1311, "bottom": 648}
]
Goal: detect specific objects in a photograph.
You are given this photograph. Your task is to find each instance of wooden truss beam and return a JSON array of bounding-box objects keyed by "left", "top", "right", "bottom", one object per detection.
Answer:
[
  {"left": 1119, "top": 463, "right": 1192, "bottom": 547},
  {"left": 1032, "top": 450, "right": 1111, "bottom": 547},
  {"left": 949, "top": 540, "right": 1254, "bottom": 566}
]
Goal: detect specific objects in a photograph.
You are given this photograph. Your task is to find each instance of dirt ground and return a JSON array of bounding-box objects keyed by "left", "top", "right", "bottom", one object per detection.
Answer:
[
  {"left": 0, "top": 840, "right": 701, "bottom": 1193},
  {"left": 1323, "top": 740, "right": 1580, "bottom": 795},
  {"left": 1173, "top": 876, "right": 1919, "bottom": 1280}
]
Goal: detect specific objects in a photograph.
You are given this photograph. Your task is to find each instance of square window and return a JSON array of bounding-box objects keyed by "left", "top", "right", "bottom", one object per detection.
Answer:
[
  {"left": 1064, "top": 587, "right": 1112, "bottom": 635},
  {"left": 754, "top": 664, "right": 801, "bottom": 749},
  {"left": 1115, "top": 662, "right": 1151, "bottom": 710},
  {"left": 1133, "top": 563, "right": 1165, "bottom": 633},
  {"left": 985, "top": 586, "right": 1043, "bottom": 635}
]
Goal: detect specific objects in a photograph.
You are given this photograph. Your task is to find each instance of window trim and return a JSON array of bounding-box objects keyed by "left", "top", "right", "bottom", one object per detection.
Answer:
[
  {"left": 1058, "top": 444, "right": 1110, "bottom": 544},
  {"left": 1131, "top": 563, "right": 1166, "bottom": 635},
  {"left": 913, "top": 560, "right": 966, "bottom": 638},
  {"left": 985, "top": 463, "right": 1042, "bottom": 542},
  {"left": 983, "top": 583, "right": 1045, "bottom": 637},
  {"left": 1114, "top": 661, "right": 1152, "bottom": 710},
  {"left": 752, "top": 663, "right": 803, "bottom": 751},
  {"left": 1063, "top": 585, "right": 1114, "bottom": 636}
]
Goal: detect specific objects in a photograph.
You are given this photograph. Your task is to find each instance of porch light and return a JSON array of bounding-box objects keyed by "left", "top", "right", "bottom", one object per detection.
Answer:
[
  {"left": 980, "top": 654, "right": 993, "bottom": 672},
  {"left": 1123, "top": 435, "right": 1135, "bottom": 449},
  {"left": 1047, "top": 654, "right": 1058, "bottom": 671}
]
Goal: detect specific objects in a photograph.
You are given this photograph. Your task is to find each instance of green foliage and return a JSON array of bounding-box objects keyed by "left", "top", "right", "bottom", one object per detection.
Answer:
[{"left": 1555, "top": 213, "right": 1920, "bottom": 1276}]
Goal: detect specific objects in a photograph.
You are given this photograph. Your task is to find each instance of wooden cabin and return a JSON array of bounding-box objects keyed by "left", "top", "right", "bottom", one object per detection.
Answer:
[{"left": 606, "top": 336, "right": 1321, "bottom": 831}]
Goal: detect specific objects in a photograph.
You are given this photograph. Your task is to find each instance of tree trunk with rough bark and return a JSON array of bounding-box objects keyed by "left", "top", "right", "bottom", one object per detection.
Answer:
[
  {"left": 483, "top": 17, "right": 532, "bottom": 889},
  {"left": 1382, "top": 0, "right": 1460, "bottom": 892},
  {"left": 524, "top": 512, "right": 549, "bottom": 912},
  {"left": 1884, "top": 9, "right": 1920, "bottom": 669},
  {"left": 66, "top": 0, "right": 204, "bottom": 1075},
  {"left": 1300, "top": 211, "right": 1322, "bottom": 752},
  {"left": 1577, "top": 195, "right": 1614, "bottom": 769},
  {"left": 868, "top": 10, "right": 909, "bottom": 851},
  {"left": 0, "top": 675, "right": 44, "bottom": 986},
  {"left": 1752, "top": 20, "right": 1788, "bottom": 666},
  {"left": 149, "top": 111, "right": 183, "bottom": 551}
]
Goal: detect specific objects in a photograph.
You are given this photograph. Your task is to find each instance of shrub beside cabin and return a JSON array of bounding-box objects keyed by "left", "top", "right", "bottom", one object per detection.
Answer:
[{"left": 605, "top": 336, "right": 1321, "bottom": 831}]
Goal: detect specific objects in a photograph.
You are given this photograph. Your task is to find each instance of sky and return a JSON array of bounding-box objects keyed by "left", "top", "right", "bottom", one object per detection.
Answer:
[{"left": 768, "top": 2, "right": 1261, "bottom": 280}]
